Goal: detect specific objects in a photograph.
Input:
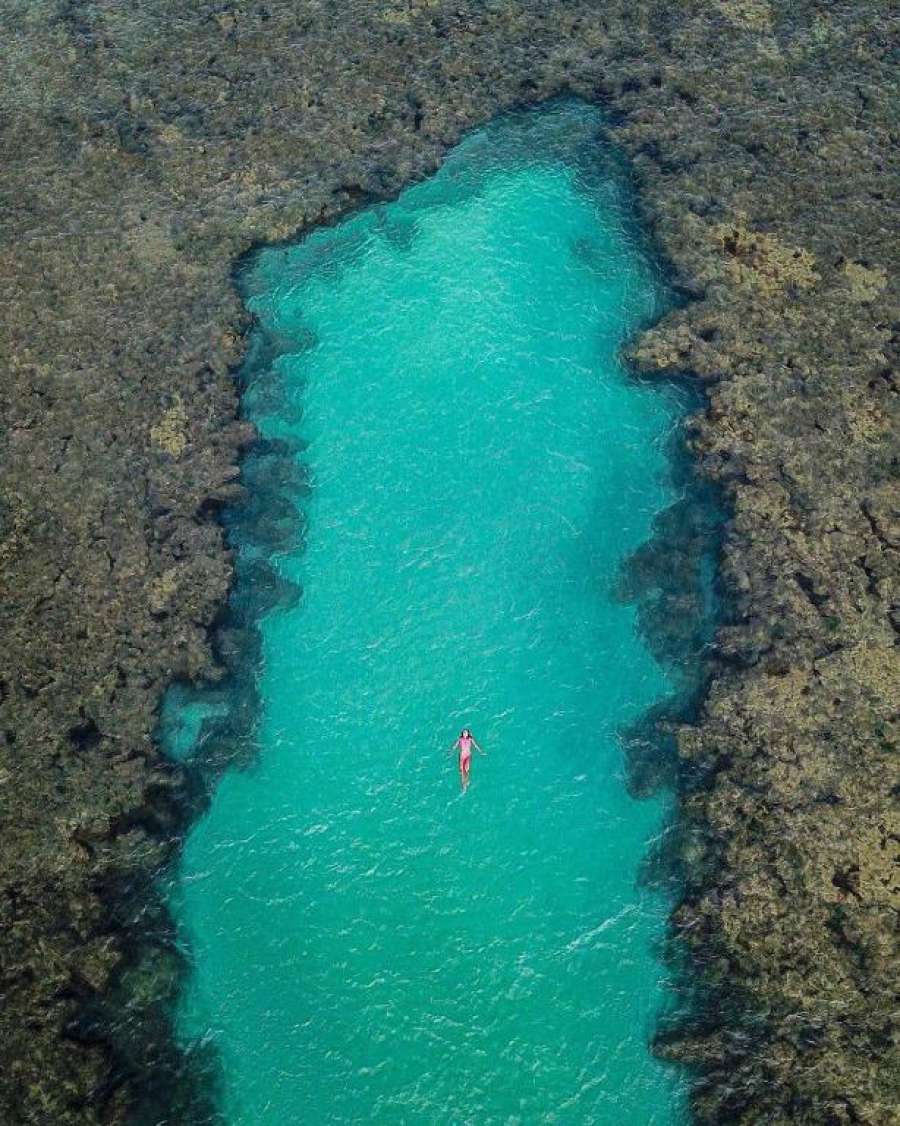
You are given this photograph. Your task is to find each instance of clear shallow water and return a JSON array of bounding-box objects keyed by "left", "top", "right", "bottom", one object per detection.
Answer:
[{"left": 163, "top": 102, "right": 693, "bottom": 1125}]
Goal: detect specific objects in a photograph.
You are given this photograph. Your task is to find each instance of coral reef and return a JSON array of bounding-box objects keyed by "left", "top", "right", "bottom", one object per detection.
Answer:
[{"left": 0, "top": 1, "right": 897, "bottom": 1122}]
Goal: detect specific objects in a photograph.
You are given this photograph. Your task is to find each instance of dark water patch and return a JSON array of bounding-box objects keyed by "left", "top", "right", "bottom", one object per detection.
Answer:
[{"left": 614, "top": 460, "right": 725, "bottom": 799}]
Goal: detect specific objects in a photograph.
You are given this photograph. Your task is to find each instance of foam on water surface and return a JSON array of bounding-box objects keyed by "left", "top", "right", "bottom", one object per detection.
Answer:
[{"left": 163, "top": 101, "right": 694, "bottom": 1124}]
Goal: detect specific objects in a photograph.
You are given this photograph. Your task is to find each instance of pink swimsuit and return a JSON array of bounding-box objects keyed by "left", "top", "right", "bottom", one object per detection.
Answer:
[{"left": 458, "top": 735, "right": 473, "bottom": 766}]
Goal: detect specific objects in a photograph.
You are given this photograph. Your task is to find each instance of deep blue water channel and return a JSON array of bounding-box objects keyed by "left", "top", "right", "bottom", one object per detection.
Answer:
[{"left": 161, "top": 101, "right": 697, "bottom": 1124}]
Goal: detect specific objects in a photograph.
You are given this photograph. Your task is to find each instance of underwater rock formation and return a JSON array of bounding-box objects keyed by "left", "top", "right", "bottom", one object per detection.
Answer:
[{"left": 1, "top": 2, "right": 897, "bottom": 1122}]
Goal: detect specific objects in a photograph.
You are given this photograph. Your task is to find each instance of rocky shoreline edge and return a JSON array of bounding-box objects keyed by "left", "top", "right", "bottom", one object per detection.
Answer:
[{"left": 2, "top": 3, "right": 897, "bottom": 1123}]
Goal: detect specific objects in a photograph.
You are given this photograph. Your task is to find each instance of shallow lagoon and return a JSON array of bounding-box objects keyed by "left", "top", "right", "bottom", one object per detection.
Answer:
[{"left": 163, "top": 102, "right": 695, "bottom": 1124}]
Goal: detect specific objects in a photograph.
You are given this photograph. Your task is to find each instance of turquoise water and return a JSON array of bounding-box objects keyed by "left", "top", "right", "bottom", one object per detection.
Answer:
[{"left": 163, "top": 103, "right": 694, "bottom": 1124}]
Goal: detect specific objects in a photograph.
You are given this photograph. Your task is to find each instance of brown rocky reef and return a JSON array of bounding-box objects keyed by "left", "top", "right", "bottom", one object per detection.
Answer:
[{"left": 1, "top": 1, "right": 897, "bottom": 1123}]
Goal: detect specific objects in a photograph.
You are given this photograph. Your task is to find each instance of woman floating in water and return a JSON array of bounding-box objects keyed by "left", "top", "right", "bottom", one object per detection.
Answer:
[{"left": 450, "top": 728, "right": 485, "bottom": 792}]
